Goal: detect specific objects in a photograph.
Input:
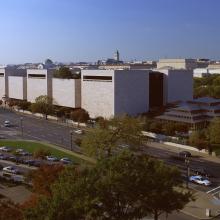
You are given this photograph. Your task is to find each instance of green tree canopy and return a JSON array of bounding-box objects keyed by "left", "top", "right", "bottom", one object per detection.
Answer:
[
  {"left": 81, "top": 116, "right": 144, "bottom": 158},
  {"left": 31, "top": 95, "right": 54, "bottom": 119},
  {"left": 208, "top": 118, "right": 220, "bottom": 144},
  {"left": 54, "top": 67, "right": 80, "bottom": 79},
  {"left": 24, "top": 152, "right": 192, "bottom": 220}
]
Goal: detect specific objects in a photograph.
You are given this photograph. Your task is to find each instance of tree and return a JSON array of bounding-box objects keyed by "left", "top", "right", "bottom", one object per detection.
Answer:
[
  {"left": 208, "top": 118, "right": 220, "bottom": 144},
  {"left": 70, "top": 109, "right": 90, "bottom": 123},
  {"left": 162, "top": 123, "right": 176, "bottom": 136},
  {"left": 81, "top": 116, "right": 144, "bottom": 158},
  {"left": 0, "top": 200, "right": 23, "bottom": 220},
  {"left": 28, "top": 164, "right": 64, "bottom": 197},
  {"left": 24, "top": 152, "right": 192, "bottom": 220},
  {"left": 188, "top": 130, "right": 208, "bottom": 150},
  {"left": 33, "top": 149, "right": 50, "bottom": 159},
  {"left": 31, "top": 95, "right": 54, "bottom": 119},
  {"left": 53, "top": 67, "right": 80, "bottom": 79}
]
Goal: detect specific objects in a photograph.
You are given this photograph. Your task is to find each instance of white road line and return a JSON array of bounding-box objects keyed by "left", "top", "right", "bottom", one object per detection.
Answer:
[{"left": 207, "top": 186, "right": 220, "bottom": 194}]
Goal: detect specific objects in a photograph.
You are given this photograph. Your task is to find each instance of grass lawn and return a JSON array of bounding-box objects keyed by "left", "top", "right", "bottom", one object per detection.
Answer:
[{"left": 0, "top": 140, "right": 95, "bottom": 164}]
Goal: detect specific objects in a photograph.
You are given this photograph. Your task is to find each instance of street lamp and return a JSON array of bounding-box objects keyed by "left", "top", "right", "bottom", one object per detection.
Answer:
[
  {"left": 20, "top": 117, "right": 23, "bottom": 138},
  {"left": 185, "top": 158, "right": 190, "bottom": 188},
  {"left": 70, "top": 131, "right": 74, "bottom": 151}
]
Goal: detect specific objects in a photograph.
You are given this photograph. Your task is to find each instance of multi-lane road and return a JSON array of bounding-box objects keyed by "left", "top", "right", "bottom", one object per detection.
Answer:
[{"left": 1, "top": 109, "right": 220, "bottom": 192}]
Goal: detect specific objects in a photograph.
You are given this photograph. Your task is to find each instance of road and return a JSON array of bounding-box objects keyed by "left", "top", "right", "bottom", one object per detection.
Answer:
[
  {"left": 0, "top": 108, "right": 81, "bottom": 151},
  {"left": 1, "top": 109, "right": 220, "bottom": 191}
]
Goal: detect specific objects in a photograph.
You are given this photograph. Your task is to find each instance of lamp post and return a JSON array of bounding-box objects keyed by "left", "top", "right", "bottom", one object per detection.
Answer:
[
  {"left": 185, "top": 158, "right": 190, "bottom": 188},
  {"left": 70, "top": 131, "right": 73, "bottom": 151},
  {"left": 20, "top": 117, "right": 23, "bottom": 138}
]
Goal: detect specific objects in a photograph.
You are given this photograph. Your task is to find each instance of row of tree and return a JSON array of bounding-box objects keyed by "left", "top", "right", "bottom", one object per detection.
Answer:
[
  {"left": 194, "top": 75, "right": 220, "bottom": 98},
  {"left": 5, "top": 95, "right": 90, "bottom": 123},
  {"left": 189, "top": 118, "right": 220, "bottom": 151},
  {"left": 144, "top": 118, "right": 189, "bottom": 136}
]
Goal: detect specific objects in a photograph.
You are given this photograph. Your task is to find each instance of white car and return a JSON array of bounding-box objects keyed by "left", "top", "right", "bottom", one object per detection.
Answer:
[
  {"left": 15, "top": 148, "right": 24, "bottom": 153},
  {"left": 60, "top": 157, "right": 72, "bottom": 164},
  {"left": 189, "top": 175, "right": 211, "bottom": 186},
  {"left": 3, "top": 166, "right": 19, "bottom": 174},
  {"left": 46, "top": 156, "right": 58, "bottom": 161},
  {"left": 74, "top": 129, "right": 83, "bottom": 135},
  {"left": 4, "top": 121, "right": 11, "bottom": 127},
  {"left": 0, "top": 146, "right": 12, "bottom": 152}
]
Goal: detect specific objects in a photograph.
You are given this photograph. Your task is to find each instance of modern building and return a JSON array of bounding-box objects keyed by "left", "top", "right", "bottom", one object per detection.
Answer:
[
  {"left": 156, "top": 97, "right": 220, "bottom": 129},
  {"left": 81, "top": 69, "right": 193, "bottom": 118},
  {"left": 27, "top": 69, "right": 54, "bottom": 102},
  {"left": 52, "top": 78, "right": 81, "bottom": 108},
  {"left": 81, "top": 70, "right": 150, "bottom": 118},
  {"left": 153, "top": 68, "right": 193, "bottom": 104},
  {"left": 157, "top": 59, "right": 197, "bottom": 70}
]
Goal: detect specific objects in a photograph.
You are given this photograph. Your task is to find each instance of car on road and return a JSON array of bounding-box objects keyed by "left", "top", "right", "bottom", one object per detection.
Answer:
[
  {"left": 179, "top": 151, "right": 191, "bottom": 158},
  {"left": 60, "top": 157, "right": 72, "bottom": 164},
  {"left": 3, "top": 166, "right": 19, "bottom": 174},
  {"left": 4, "top": 120, "right": 11, "bottom": 127},
  {"left": 0, "top": 146, "right": 12, "bottom": 152},
  {"left": 46, "top": 156, "right": 58, "bottom": 162},
  {"left": 74, "top": 129, "right": 83, "bottom": 135},
  {"left": 189, "top": 175, "right": 211, "bottom": 186}
]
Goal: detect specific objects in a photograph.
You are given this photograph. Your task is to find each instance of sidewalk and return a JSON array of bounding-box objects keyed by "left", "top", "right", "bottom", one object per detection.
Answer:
[{"left": 181, "top": 190, "right": 220, "bottom": 219}]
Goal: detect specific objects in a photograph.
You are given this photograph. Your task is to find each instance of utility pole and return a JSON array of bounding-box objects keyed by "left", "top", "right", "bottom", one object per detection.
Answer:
[
  {"left": 70, "top": 131, "right": 73, "bottom": 151},
  {"left": 185, "top": 158, "right": 190, "bottom": 188}
]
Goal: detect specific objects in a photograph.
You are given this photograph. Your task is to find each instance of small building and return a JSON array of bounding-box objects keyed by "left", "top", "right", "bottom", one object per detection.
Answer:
[{"left": 156, "top": 97, "right": 220, "bottom": 129}]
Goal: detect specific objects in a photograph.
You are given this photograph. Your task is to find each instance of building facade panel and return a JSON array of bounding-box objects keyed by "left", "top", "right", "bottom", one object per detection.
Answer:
[
  {"left": 114, "top": 70, "right": 149, "bottom": 116},
  {"left": 81, "top": 70, "right": 115, "bottom": 118},
  {"left": 8, "top": 76, "right": 27, "bottom": 100},
  {"left": 52, "top": 78, "right": 81, "bottom": 108}
]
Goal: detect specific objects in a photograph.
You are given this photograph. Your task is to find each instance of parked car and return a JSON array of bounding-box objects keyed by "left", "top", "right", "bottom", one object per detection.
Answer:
[
  {"left": 23, "top": 159, "right": 36, "bottom": 166},
  {"left": 3, "top": 166, "right": 19, "bottom": 174},
  {"left": 15, "top": 148, "right": 24, "bottom": 153},
  {"left": 4, "top": 120, "right": 11, "bottom": 127},
  {"left": 60, "top": 158, "right": 72, "bottom": 164},
  {"left": 179, "top": 151, "right": 191, "bottom": 158},
  {"left": 0, "top": 153, "right": 8, "bottom": 160},
  {"left": 0, "top": 146, "right": 12, "bottom": 152},
  {"left": 189, "top": 175, "right": 211, "bottom": 186},
  {"left": 19, "top": 151, "right": 32, "bottom": 156},
  {"left": 74, "top": 129, "right": 83, "bottom": 135},
  {"left": 46, "top": 156, "right": 58, "bottom": 162}
]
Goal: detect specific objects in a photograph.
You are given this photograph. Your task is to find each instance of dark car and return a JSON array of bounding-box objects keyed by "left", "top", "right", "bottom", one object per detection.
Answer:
[
  {"left": 0, "top": 154, "right": 8, "bottom": 160},
  {"left": 192, "top": 168, "right": 213, "bottom": 178},
  {"left": 179, "top": 151, "right": 191, "bottom": 158},
  {"left": 23, "top": 159, "right": 35, "bottom": 166}
]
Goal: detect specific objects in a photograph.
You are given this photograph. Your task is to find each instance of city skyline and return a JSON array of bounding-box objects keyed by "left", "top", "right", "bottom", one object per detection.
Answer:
[{"left": 0, "top": 0, "right": 220, "bottom": 64}]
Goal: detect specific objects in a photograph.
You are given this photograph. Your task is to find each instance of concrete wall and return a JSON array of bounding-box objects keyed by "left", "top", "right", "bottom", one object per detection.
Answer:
[
  {"left": 52, "top": 78, "right": 81, "bottom": 108},
  {"left": 157, "top": 69, "right": 193, "bottom": 104},
  {"left": 114, "top": 70, "right": 149, "bottom": 116},
  {"left": 81, "top": 70, "right": 115, "bottom": 118},
  {"left": 27, "top": 69, "right": 53, "bottom": 102},
  {"left": 8, "top": 76, "right": 27, "bottom": 100}
]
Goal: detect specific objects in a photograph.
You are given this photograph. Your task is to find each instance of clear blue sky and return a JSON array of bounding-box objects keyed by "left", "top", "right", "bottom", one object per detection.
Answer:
[{"left": 0, "top": 0, "right": 219, "bottom": 64}]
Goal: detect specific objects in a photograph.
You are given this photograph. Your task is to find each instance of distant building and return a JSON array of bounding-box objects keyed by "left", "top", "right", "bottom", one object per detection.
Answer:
[
  {"left": 114, "top": 50, "right": 120, "bottom": 62},
  {"left": 157, "top": 59, "right": 197, "bottom": 70},
  {"left": 156, "top": 97, "right": 220, "bottom": 129}
]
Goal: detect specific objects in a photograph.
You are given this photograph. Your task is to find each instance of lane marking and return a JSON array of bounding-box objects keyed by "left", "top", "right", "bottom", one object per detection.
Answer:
[{"left": 207, "top": 186, "right": 220, "bottom": 194}]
